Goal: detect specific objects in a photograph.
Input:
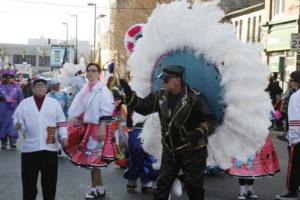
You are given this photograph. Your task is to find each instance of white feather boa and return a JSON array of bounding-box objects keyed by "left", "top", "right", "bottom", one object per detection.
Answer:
[
  {"left": 128, "top": 0, "right": 272, "bottom": 169},
  {"left": 57, "top": 58, "right": 86, "bottom": 88}
]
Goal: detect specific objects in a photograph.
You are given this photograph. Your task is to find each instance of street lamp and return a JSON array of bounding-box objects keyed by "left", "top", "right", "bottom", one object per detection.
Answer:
[
  {"left": 71, "top": 14, "right": 78, "bottom": 64},
  {"left": 88, "top": 3, "right": 96, "bottom": 61},
  {"left": 62, "top": 22, "right": 69, "bottom": 63},
  {"left": 62, "top": 22, "right": 69, "bottom": 46}
]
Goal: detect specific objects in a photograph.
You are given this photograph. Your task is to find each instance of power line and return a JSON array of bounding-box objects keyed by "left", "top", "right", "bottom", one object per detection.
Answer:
[
  {"left": 6, "top": 0, "right": 155, "bottom": 10},
  {"left": 0, "top": 10, "right": 89, "bottom": 15}
]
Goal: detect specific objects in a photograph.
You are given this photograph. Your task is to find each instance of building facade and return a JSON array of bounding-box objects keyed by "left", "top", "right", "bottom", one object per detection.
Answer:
[
  {"left": 224, "top": 3, "right": 265, "bottom": 44},
  {"left": 263, "top": 0, "right": 299, "bottom": 86},
  {"left": 0, "top": 38, "right": 90, "bottom": 75},
  {"left": 0, "top": 43, "right": 51, "bottom": 74}
]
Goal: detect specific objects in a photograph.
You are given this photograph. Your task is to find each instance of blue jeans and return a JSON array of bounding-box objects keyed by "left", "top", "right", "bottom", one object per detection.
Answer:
[{"left": 1, "top": 136, "right": 17, "bottom": 146}]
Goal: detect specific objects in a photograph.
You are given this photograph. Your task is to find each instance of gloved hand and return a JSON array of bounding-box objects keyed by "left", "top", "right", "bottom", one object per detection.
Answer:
[
  {"left": 190, "top": 129, "right": 207, "bottom": 147},
  {"left": 119, "top": 79, "right": 133, "bottom": 97}
]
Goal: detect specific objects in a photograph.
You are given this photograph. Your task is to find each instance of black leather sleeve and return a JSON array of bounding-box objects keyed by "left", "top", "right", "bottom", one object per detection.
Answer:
[
  {"left": 193, "top": 94, "right": 216, "bottom": 138},
  {"left": 126, "top": 92, "right": 159, "bottom": 116}
]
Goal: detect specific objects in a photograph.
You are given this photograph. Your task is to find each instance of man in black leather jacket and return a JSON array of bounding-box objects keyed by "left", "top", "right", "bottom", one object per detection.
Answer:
[{"left": 120, "top": 65, "right": 216, "bottom": 200}]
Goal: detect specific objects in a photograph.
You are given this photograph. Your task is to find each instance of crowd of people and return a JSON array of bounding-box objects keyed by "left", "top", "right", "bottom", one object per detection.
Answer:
[{"left": 0, "top": 62, "right": 300, "bottom": 200}]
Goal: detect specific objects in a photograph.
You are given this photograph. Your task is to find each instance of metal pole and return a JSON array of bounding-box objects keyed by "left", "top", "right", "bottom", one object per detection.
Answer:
[
  {"left": 76, "top": 15, "right": 78, "bottom": 63},
  {"left": 94, "top": 4, "right": 96, "bottom": 61},
  {"left": 66, "top": 23, "right": 69, "bottom": 62},
  {"left": 88, "top": 3, "right": 97, "bottom": 62},
  {"left": 71, "top": 14, "right": 78, "bottom": 64},
  {"left": 62, "top": 22, "right": 69, "bottom": 62}
]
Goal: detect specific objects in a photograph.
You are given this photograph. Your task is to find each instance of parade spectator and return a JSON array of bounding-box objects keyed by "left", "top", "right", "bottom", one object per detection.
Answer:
[
  {"left": 266, "top": 76, "right": 283, "bottom": 105},
  {"left": 47, "top": 79, "right": 68, "bottom": 117},
  {"left": 276, "top": 71, "right": 300, "bottom": 200},
  {"left": 0, "top": 66, "right": 24, "bottom": 149},
  {"left": 120, "top": 65, "right": 216, "bottom": 200},
  {"left": 277, "top": 77, "right": 298, "bottom": 141},
  {"left": 13, "top": 77, "right": 68, "bottom": 200},
  {"left": 67, "top": 63, "right": 115, "bottom": 199},
  {"left": 22, "top": 78, "right": 33, "bottom": 98}
]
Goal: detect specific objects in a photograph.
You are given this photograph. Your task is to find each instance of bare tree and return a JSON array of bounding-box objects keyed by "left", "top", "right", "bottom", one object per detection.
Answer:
[
  {"left": 109, "top": 0, "right": 215, "bottom": 77},
  {"left": 109, "top": 0, "right": 173, "bottom": 77}
]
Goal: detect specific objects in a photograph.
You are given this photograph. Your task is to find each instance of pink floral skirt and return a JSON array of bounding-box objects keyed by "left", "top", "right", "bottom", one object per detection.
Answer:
[
  {"left": 65, "top": 121, "right": 118, "bottom": 169},
  {"left": 227, "top": 135, "right": 280, "bottom": 178}
]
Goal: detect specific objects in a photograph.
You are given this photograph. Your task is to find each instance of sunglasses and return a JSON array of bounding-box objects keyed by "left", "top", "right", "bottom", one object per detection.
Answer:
[
  {"left": 163, "top": 77, "right": 172, "bottom": 83},
  {"left": 86, "top": 69, "right": 98, "bottom": 73},
  {"left": 163, "top": 75, "right": 180, "bottom": 83}
]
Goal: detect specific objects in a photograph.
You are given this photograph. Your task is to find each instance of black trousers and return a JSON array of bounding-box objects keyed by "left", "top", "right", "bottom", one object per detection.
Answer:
[
  {"left": 286, "top": 143, "right": 300, "bottom": 192},
  {"left": 21, "top": 150, "right": 58, "bottom": 200},
  {"left": 154, "top": 147, "right": 207, "bottom": 200},
  {"left": 239, "top": 178, "right": 254, "bottom": 185}
]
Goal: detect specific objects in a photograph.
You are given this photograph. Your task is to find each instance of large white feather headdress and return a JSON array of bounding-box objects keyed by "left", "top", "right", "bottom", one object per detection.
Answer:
[{"left": 128, "top": 0, "right": 272, "bottom": 169}]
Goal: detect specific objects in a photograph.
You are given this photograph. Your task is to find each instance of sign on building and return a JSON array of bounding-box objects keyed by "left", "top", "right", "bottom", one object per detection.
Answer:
[{"left": 291, "top": 33, "right": 300, "bottom": 52}]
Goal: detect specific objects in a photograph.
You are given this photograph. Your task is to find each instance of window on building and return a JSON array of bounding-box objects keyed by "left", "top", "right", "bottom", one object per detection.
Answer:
[
  {"left": 13, "top": 55, "right": 23, "bottom": 64},
  {"left": 273, "top": 0, "right": 285, "bottom": 16},
  {"left": 252, "top": 16, "right": 256, "bottom": 42},
  {"left": 13, "top": 55, "right": 36, "bottom": 66},
  {"left": 247, "top": 18, "right": 251, "bottom": 42},
  {"left": 24, "top": 55, "right": 36, "bottom": 66},
  {"left": 257, "top": 15, "right": 262, "bottom": 42},
  {"left": 234, "top": 21, "right": 238, "bottom": 38},
  {"left": 239, "top": 20, "right": 243, "bottom": 40},
  {"left": 54, "top": 51, "right": 60, "bottom": 62},
  {"left": 39, "top": 56, "right": 50, "bottom": 67}
]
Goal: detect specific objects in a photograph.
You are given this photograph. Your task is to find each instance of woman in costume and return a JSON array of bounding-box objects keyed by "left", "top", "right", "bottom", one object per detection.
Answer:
[
  {"left": 227, "top": 135, "right": 280, "bottom": 199},
  {"left": 0, "top": 65, "right": 24, "bottom": 149},
  {"left": 110, "top": 87, "right": 129, "bottom": 168},
  {"left": 67, "top": 63, "right": 115, "bottom": 199},
  {"left": 122, "top": 1, "right": 273, "bottom": 199}
]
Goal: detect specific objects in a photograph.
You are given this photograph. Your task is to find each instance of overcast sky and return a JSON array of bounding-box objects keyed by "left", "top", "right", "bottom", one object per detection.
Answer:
[{"left": 0, "top": 0, "right": 109, "bottom": 44}]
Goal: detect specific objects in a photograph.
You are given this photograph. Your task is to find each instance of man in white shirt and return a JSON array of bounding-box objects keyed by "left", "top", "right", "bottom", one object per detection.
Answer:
[
  {"left": 13, "top": 77, "right": 68, "bottom": 200},
  {"left": 276, "top": 71, "right": 300, "bottom": 200}
]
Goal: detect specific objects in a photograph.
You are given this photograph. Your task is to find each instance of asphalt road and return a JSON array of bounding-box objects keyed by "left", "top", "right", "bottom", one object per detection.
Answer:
[{"left": 0, "top": 132, "right": 295, "bottom": 200}]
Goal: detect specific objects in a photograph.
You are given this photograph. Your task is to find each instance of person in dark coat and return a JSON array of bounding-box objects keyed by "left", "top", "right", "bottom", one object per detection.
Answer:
[{"left": 120, "top": 65, "right": 216, "bottom": 200}]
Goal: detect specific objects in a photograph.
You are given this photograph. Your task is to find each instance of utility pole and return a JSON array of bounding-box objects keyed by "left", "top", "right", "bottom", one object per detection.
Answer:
[
  {"left": 71, "top": 14, "right": 78, "bottom": 64},
  {"left": 62, "top": 22, "right": 69, "bottom": 64},
  {"left": 88, "top": 3, "right": 97, "bottom": 61}
]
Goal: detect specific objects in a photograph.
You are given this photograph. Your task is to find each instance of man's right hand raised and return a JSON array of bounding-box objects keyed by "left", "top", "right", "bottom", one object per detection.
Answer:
[{"left": 119, "top": 79, "right": 133, "bottom": 97}]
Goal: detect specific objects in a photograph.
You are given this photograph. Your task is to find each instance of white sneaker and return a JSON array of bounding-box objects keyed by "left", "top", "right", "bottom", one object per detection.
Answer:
[
  {"left": 85, "top": 189, "right": 99, "bottom": 199},
  {"left": 96, "top": 186, "right": 106, "bottom": 196},
  {"left": 248, "top": 191, "right": 258, "bottom": 199},
  {"left": 237, "top": 193, "right": 246, "bottom": 200}
]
